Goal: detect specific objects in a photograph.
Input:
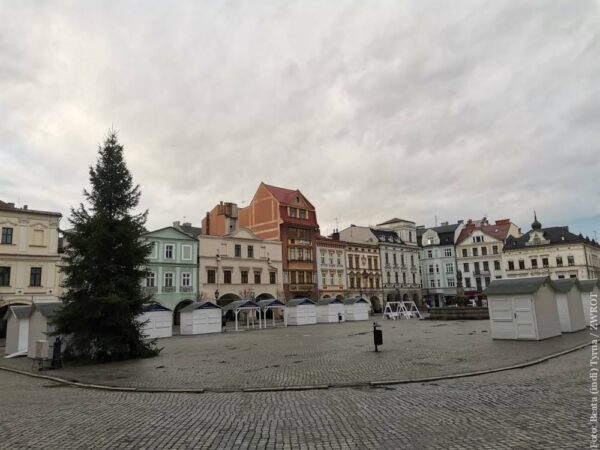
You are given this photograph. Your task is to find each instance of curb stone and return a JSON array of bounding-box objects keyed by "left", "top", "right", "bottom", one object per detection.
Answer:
[{"left": 0, "top": 341, "right": 590, "bottom": 394}]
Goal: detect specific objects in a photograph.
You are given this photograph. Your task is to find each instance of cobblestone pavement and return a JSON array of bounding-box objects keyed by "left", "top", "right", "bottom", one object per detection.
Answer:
[
  {"left": 0, "top": 347, "right": 588, "bottom": 449},
  {"left": 1, "top": 319, "right": 590, "bottom": 390}
]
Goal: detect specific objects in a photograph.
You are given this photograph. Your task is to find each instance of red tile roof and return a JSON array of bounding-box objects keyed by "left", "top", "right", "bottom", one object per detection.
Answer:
[
  {"left": 262, "top": 182, "right": 315, "bottom": 209},
  {"left": 456, "top": 219, "right": 514, "bottom": 244}
]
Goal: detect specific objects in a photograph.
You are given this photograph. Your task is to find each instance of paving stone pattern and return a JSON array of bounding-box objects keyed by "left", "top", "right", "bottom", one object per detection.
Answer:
[
  {"left": 1, "top": 319, "right": 590, "bottom": 390},
  {"left": 0, "top": 347, "right": 589, "bottom": 449}
]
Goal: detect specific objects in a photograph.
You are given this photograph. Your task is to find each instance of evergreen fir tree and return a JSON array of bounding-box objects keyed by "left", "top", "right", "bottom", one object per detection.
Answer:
[{"left": 52, "top": 131, "right": 159, "bottom": 361}]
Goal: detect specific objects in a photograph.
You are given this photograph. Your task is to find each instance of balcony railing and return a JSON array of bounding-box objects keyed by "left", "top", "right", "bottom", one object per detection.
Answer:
[
  {"left": 144, "top": 286, "right": 158, "bottom": 294},
  {"left": 181, "top": 286, "right": 193, "bottom": 293},
  {"left": 163, "top": 286, "right": 176, "bottom": 293},
  {"left": 289, "top": 284, "right": 315, "bottom": 291}
]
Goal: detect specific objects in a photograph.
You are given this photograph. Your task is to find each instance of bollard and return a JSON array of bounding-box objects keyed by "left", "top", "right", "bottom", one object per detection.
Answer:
[
  {"left": 373, "top": 322, "right": 382, "bottom": 352},
  {"left": 338, "top": 312, "right": 343, "bottom": 324},
  {"left": 51, "top": 336, "right": 62, "bottom": 369}
]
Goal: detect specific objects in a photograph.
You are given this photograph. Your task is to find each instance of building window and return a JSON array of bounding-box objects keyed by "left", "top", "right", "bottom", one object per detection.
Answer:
[
  {"left": 412, "top": 273, "right": 416, "bottom": 284},
  {"left": 181, "top": 245, "right": 193, "bottom": 261},
  {"left": 427, "top": 250, "right": 432, "bottom": 259},
  {"left": 241, "top": 270, "right": 248, "bottom": 284},
  {"left": 403, "top": 273, "right": 407, "bottom": 284},
  {"left": 567, "top": 256, "right": 575, "bottom": 266},
  {"left": 429, "top": 265, "right": 434, "bottom": 274},
  {"left": 436, "top": 264, "right": 440, "bottom": 273},
  {"left": 472, "top": 248, "right": 479, "bottom": 257},
  {"left": 508, "top": 261, "right": 514, "bottom": 271},
  {"left": 298, "top": 271, "right": 305, "bottom": 284},
  {"left": 289, "top": 208, "right": 297, "bottom": 218},
  {"left": 376, "top": 278, "right": 380, "bottom": 289},
  {"left": 474, "top": 262, "right": 480, "bottom": 273},
  {"left": 448, "top": 278, "right": 455, "bottom": 287},
  {"left": 393, "top": 253, "right": 397, "bottom": 265},
  {"left": 531, "top": 259, "right": 538, "bottom": 269},
  {"left": 164, "top": 272, "right": 173, "bottom": 287},
  {"left": 254, "top": 271, "right": 261, "bottom": 284},
  {"left": 401, "top": 254, "right": 405, "bottom": 265},
  {"left": 207, "top": 269, "right": 216, "bottom": 284},
  {"left": 444, "top": 248, "right": 452, "bottom": 257},
  {"left": 182, "top": 272, "right": 191, "bottom": 287},
  {"left": 542, "top": 257, "right": 549, "bottom": 268},
  {"left": 462, "top": 248, "right": 468, "bottom": 257},
  {"left": 483, "top": 261, "right": 489, "bottom": 272},
  {"left": 235, "top": 244, "right": 242, "bottom": 257},
  {"left": 146, "top": 272, "right": 155, "bottom": 287},
  {"left": 570, "top": 274, "right": 577, "bottom": 279},
  {"left": 0, "top": 266, "right": 10, "bottom": 286},
  {"left": 321, "top": 252, "right": 326, "bottom": 264},
  {"left": 558, "top": 275, "right": 565, "bottom": 279},
  {"left": 492, "top": 245, "right": 499, "bottom": 255},
  {"left": 290, "top": 271, "right": 297, "bottom": 284},
  {"left": 518, "top": 260, "right": 525, "bottom": 270},
  {"left": 30, "top": 267, "right": 42, "bottom": 286},
  {"left": 446, "top": 263, "right": 453, "bottom": 274},
  {"left": 385, "top": 252, "right": 389, "bottom": 264},
  {"left": 337, "top": 253, "right": 341, "bottom": 265},
  {"left": 494, "top": 260, "right": 501, "bottom": 271},
  {"left": 465, "top": 278, "right": 472, "bottom": 288},
  {"left": 224, "top": 270, "right": 232, "bottom": 284},
  {"left": 299, "top": 209, "right": 306, "bottom": 219},
  {"left": 395, "top": 272, "right": 399, "bottom": 283},
  {"left": 269, "top": 272, "right": 276, "bottom": 284},
  {"left": 1, "top": 227, "right": 13, "bottom": 244},
  {"left": 484, "top": 277, "right": 491, "bottom": 287},
  {"left": 387, "top": 271, "right": 391, "bottom": 283},
  {"left": 350, "top": 277, "right": 355, "bottom": 289},
  {"left": 481, "top": 247, "right": 487, "bottom": 256},
  {"left": 430, "top": 279, "right": 435, "bottom": 288},
  {"left": 322, "top": 273, "right": 327, "bottom": 286},
  {"left": 556, "top": 256, "right": 563, "bottom": 267},
  {"left": 248, "top": 245, "right": 254, "bottom": 258},
  {"left": 463, "top": 263, "right": 469, "bottom": 273},
  {"left": 165, "top": 244, "right": 174, "bottom": 259}
]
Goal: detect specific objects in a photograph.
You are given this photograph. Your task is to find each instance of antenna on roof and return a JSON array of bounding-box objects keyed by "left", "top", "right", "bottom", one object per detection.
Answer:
[
  {"left": 434, "top": 215, "right": 438, "bottom": 226},
  {"left": 335, "top": 217, "right": 338, "bottom": 230}
]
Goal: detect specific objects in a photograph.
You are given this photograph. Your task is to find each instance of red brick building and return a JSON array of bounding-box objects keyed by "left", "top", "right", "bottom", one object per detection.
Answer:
[{"left": 239, "top": 183, "right": 320, "bottom": 300}]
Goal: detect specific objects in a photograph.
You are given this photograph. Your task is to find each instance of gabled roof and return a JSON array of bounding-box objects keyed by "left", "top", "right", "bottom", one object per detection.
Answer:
[
  {"left": 32, "top": 302, "right": 62, "bottom": 318},
  {"left": 317, "top": 298, "right": 343, "bottom": 305},
  {"left": 179, "top": 224, "right": 202, "bottom": 239},
  {"left": 0, "top": 201, "right": 62, "bottom": 217},
  {"left": 504, "top": 226, "right": 600, "bottom": 251},
  {"left": 143, "top": 302, "right": 172, "bottom": 312},
  {"left": 257, "top": 299, "right": 285, "bottom": 308},
  {"left": 180, "top": 301, "right": 221, "bottom": 312},
  {"left": 261, "top": 182, "right": 315, "bottom": 209},
  {"left": 485, "top": 277, "right": 554, "bottom": 296},
  {"left": 377, "top": 217, "right": 415, "bottom": 226},
  {"left": 344, "top": 297, "right": 369, "bottom": 305},
  {"left": 3, "top": 305, "right": 31, "bottom": 321},
  {"left": 457, "top": 220, "right": 514, "bottom": 245},
  {"left": 578, "top": 279, "right": 600, "bottom": 292},
  {"left": 221, "top": 300, "right": 260, "bottom": 311},
  {"left": 551, "top": 278, "right": 579, "bottom": 293},
  {"left": 418, "top": 223, "right": 461, "bottom": 247},
  {"left": 286, "top": 298, "right": 315, "bottom": 307},
  {"left": 143, "top": 226, "right": 198, "bottom": 240}
]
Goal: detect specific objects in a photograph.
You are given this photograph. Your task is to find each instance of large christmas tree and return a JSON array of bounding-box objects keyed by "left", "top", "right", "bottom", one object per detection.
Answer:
[{"left": 52, "top": 131, "right": 159, "bottom": 361}]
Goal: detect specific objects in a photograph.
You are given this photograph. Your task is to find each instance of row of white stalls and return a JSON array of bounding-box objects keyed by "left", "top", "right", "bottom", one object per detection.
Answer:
[
  {"left": 3, "top": 302, "right": 62, "bottom": 359},
  {"left": 485, "top": 277, "right": 594, "bottom": 340}
]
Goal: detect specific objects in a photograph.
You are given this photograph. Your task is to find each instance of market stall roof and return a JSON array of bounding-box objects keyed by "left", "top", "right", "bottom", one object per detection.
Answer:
[
  {"left": 551, "top": 278, "right": 578, "bottom": 293},
  {"left": 317, "top": 298, "right": 343, "bottom": 305},
  {"left": 143, "top": 302, "right": 172, "bottom": 312},
  {"left": 344, "top": 297, "right": 369, "bottom": 305},
  {"left": 3, "top": 305, "right": 31, "bottom": 321},
  {"left": 222, "top": 300, "right": 260, "bottom": 311},
  {"left": 180, "top": 301, "right": 222, "bottom": 312},
  {"left": 485, "top": 277, "right": 554, "bottom": 296},
  {"left": 286, "top": 298, "right": 315, "bottom": 307},
  {"left": 31, "top": 302, "right": 62, "bottom": 318},
  {"left": 578, "top": 279, "right": 600, "bottom": 292},
  {"left": 257, "top": 299, "right": 285, "bottom": 308}
]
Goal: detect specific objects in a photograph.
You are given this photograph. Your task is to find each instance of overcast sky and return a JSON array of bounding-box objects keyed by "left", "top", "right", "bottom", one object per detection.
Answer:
[{"left": 2, "top": 1, "right": 599, "bottom": 239}]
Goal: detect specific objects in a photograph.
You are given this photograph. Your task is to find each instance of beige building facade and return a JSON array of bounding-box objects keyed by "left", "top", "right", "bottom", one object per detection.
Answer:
[
  {"left": 198, "top": 228, "right": 284, "bottom": 305},
  {"left": 0, "top": 201, "right": 62, "bottom": 310}
]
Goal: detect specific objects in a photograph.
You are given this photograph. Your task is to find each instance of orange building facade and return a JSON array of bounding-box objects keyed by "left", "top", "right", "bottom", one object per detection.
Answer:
[{"left": 238, "top": 183, "right": 320, "bottom": 300}]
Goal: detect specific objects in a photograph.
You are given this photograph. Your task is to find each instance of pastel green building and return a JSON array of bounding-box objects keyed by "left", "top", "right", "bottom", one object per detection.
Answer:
[{"left": 142, "top": 226, "right": 200, "bottom": 319}]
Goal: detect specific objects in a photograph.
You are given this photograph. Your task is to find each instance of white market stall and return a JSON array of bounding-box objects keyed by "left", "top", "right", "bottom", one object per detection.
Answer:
[
  {"left": 222, "top": 300, "right": 261, "bottom": 331},
  {"left": 343, "top": 298, "right": 370, "bottom": 321},
  {"left": 552, "top": 278, "right": 587, "bottom": 332},
  {"left": 257, "top": 299, "right": 286, "bottom": 328},
  {"left": 27, "top": 302, "right": 62, "bottom": 359},
  {"left": 285, "top": 298, "right": 317, "bottom": 326},
  {"left": 316, "top": 298, "right": 345, "bottom": 323},
  {"left": 3, "top": 305, "right": 31, "bottom": 357},
  {"left": 180, "top": 302, "right": 222, "bottom": 335},
  {"left": 579, "top": 279, "right": 599, "bottom": 327},
  {"left": 139, "top": 303, "right": 173, "bottom": 339},
  {"left": 485, "top": 277, "right": 561, "bottom": 340}
]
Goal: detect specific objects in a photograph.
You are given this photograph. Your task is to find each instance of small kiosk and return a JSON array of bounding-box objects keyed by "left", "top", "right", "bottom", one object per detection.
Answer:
[
  {"left": 3, "top": 305, "right": 31, "bottom": 357},
  {"left": 257, "top": 299, "right": 286, "bottom": 328},
  {"left": 343, "top": 298, "right": 370, "bottom": 321},
  {"left": 138, "top": 303, "right": 173, "bottom": 339},
  {"left": 579, "top": 279, "right": 599, "bottom": 327},
  {"left": 485, "top": 277, "right": 562, "bottom": 340},
  {"left": 316, "top": 298, "right": 345, "bottom": 323},
  {"left": 179, "top": 302, "right": 222, "bottom": 335},
  {"left": 285, "top": 298, "right": 317, "bottom": 326},
  {"left": 222, "top": 300, "right": 261, "bottom": 331},
  {"left": 27, "top": 302, "right": 62, "bottom": 359},
  {"left": 552, "top": 278, "right": 586, "bottom": 332}
]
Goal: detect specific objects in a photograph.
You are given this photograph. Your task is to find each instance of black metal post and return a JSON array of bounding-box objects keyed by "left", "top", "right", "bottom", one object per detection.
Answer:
[{"left": 373, "top": 322, "right": 382, "bottom": 352}]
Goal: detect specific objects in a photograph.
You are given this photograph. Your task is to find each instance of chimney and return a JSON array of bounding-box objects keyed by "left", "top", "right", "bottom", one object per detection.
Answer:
[
  {"left": 183, "top": 222, "right": 192, "bottom": 227},
  {"left": 331, "top": 230, "right": 340, "bottom": 241},
  {"left": 441, "top": 221, "right": 448, "bottom": 226},
  {"left": 173, "top": 221, "right": 180, "bottom": 228},
  {"left": 457, "top": 220, "right": 464, "bottom": 224},
  {"left": 205, "top": 212, "right": 210, "bottom": 235},
  {"left": 23, "top": 205, "right": 28, "bottom": 210}
]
